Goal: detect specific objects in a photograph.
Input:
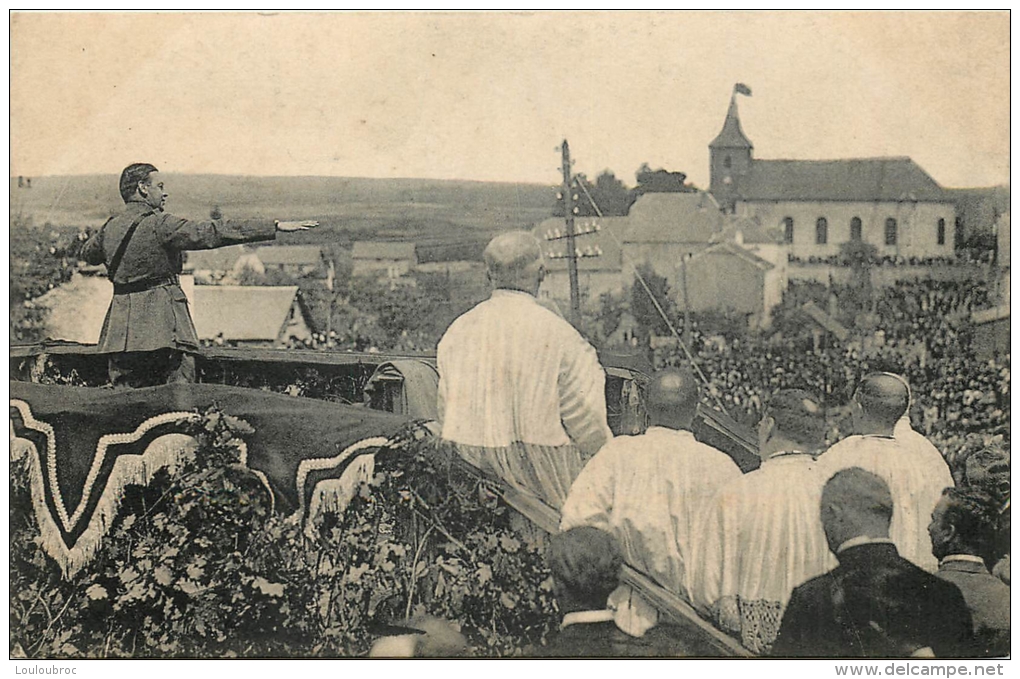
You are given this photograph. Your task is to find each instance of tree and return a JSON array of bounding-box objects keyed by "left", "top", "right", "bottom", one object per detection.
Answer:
[
  {"left": 633, "top": 164, "right": 696, "bottom": 194},
  {"left": 630, "top": 264, "right": 676, "bottom": 339},
  {"left": 552, "top": 170, "right": 632, "bottom": 217},
  {"left": 838, "top": 239, "right": 878, "bottom": 317}
]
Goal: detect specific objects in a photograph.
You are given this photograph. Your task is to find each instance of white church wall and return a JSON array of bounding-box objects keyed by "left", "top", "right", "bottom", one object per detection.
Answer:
[{"left": 737, "top": 200, "right": 955, "bottom": 259}]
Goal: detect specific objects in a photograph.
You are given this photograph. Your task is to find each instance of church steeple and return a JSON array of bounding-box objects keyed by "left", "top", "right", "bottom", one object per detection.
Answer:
[
  {"left": 709, "top": 93, "right": 754, "bottom": 211},
  {"left": 710, "top": 96, "right": 754, "bottom": 151}
]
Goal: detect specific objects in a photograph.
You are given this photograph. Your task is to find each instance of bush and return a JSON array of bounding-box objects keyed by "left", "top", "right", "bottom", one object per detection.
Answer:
[{"left": 10, "top": 410, "right": 557, "bottom": 658}]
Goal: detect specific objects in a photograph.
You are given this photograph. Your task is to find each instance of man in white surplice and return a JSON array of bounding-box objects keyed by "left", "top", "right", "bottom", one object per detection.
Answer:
[
  {"left": 561, "top": 369, "right": 742, "bottom": 637},
  {"left": 689, "top": 389, "right": 835, "bottom": 655},
  {"left": 818, "top": 373, "right": 954, "bottom": 573},
  {"left": 436, "top": 231, "right": 612, "bottom": 509}
]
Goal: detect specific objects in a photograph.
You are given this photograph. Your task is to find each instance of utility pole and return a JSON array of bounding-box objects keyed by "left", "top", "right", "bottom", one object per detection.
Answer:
[
  {"left": 561, "top": 140, "right": 581, "bottom": 327},
  {"left": 680, "top": 253, "right": 691, "bottom": 343}
]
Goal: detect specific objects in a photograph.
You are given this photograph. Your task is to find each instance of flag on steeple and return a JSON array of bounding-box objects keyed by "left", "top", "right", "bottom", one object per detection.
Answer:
[{"left": 734, "top": 83, "right": 752, "bottom": 97}]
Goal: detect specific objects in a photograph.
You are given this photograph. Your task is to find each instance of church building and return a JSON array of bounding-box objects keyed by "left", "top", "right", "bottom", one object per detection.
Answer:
[{"left": 708, "top": 96, "right": 956, "bottom": 260}]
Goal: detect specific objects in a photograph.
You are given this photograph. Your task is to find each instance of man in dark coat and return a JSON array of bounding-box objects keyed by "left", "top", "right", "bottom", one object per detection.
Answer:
[
  {"left": 82, "top": 163, "right": 317, "bottom": 386},
  {"left": 537, "top": 526, "right": 689, "bottom": 657},
  {"left": 771, "top": 468, "right": 973, "bottom": 658},
  {"left": 929, "top": 487, "right": 1010, "bottom": 657}
]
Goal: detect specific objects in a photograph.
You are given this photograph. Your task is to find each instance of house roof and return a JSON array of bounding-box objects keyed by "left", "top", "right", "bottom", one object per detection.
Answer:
[
  {"left": 533, "top": 217, "right": 625, "bottom": 272},
  {"left": 192, "top": 285, "right": 301, "bottom": 341},
  {"left": 183, "top": 244, "right": 250, "bottom": 272},
  {"left": 256, "top": 245, "right": 323, "bottom": 266},
  {"left": 32, "top": 273, "right": 113, "bottom": 344},
  {"left": 712, "top": 216, "right": 785, "bottom": 245},
  {"left": 801, "top": 301, "right": 850, "bottom": 341},
  {"left": 709, "top": 97, "right": 753, "bottom": 150},
  {"left": 971, "top": 304, "right": 1009, "bottom": 326},
  {"left": 624, "top": 192, "right": 724, "bottom": 243},
  {"left": 737, "top": 157, "right": 948, "bottom": 203},
  {"left": 352, "top": 241, "right": 417, "bottom": 260},
  {"left": 690, "top": 241, "right": 774, "bottom": 271}
]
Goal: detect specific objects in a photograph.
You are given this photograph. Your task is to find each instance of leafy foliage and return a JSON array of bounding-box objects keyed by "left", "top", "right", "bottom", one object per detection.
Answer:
[{"left": 10, "top": 410, "right": 557, "bottom": 658}]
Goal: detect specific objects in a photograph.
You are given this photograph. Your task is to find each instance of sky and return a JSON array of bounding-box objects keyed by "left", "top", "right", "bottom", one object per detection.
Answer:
[{"left": 10, "top": 11, "right": 1010, "bottom": 189}]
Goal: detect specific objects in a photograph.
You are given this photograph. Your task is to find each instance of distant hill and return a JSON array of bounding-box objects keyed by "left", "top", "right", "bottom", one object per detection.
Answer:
[{"left": 9, "top": 175, "right": 557, "bottom": 256}]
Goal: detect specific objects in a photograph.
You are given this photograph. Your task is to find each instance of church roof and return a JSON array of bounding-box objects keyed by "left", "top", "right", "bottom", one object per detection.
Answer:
[
  {"left": 737, "top": 157, "right": 948, "bottom": 203},
  {"left": 624, "top": 192, "right": 723, "bottom": 243},
  {"left": 709, "top": 97, "right": 753, "bottom": 150}
]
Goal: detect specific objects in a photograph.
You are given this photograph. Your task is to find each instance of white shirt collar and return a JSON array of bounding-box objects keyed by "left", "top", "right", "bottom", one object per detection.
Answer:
[
  {"left": 836, "top": 535, "right": 895, "bottom": 554},
  {"left": 561, "top": 609, "right": 615, "bottom": 630},
  {"left": 491, "top": 288, "right": 536, "bottom": 300},
  {"left": 645, "top": 426, "right": 694, "bottom": 437},
  {"left": 940, "top": 554, "right": 986, "bottom": 566}
]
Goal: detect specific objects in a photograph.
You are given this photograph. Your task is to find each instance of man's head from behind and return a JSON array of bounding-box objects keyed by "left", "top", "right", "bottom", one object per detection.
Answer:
[
  {"left": 547, "top": 526, "right": 623, "bottom": 613},
  {"left": 851, "top": 373, "right": 909, "bottom": 435},
  {"left": 119, "top": 163, "right": 165, "bottom": 209},
  {"left": 928, "top": 487, "right": 1000, "bottom": 565},
  {"left": 645, "top": 368, "right": 700, "bottom": 430},
  {"left": 483, "top": 231, "right": 545, "bottom": 295},
  {"left": 758, "top": 389, "right": 826, "bottom": 454},
  {"left": 820, "top": 467, "right": 894, "bottom": 555}
]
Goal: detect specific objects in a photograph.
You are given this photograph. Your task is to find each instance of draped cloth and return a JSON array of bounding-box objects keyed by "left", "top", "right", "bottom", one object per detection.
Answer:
[
  {"left": 689, "top": 454, "right": 836, "bottom": 655},
  {"left": 9, "top": 381, "right": 411, "bottom": 576},
  {"left": 561, "top": 428, "right": 742, "bottom": 636},
  {"left": 437, "top": 290, "right": 612, "bottom": 508},
  {"left": 818, "top": 434, "right": 954, "bottom": 573}
]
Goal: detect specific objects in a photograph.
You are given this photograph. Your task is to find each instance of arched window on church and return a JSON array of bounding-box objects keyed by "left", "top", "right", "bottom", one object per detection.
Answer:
[
  {"left": 937, "top": 218, "right": 946, "bottom": 245},
  {"left": 885, "top": 218, "right": 898, "bottom": 246},
  {"left": 815, "top": 217, "right": 828, "bottom": 245},
  {"left": 783, "top": 217, "right": 794, "bottom": 244},
  {"left": 724, "top": 155, "right": 732, "bottom": 169},
  {"left": 850, "top": 217, "right": 862, "bottom": 241}
]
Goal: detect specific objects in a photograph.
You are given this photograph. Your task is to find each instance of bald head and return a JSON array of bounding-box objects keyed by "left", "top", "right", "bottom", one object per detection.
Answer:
[
  {"left": 853, "top": 373, "right": 909, "bottom": 432},
  {"left": 483, "top": 231, "right": 545, "bottom": 293},
  {"left": 646, "top": 368, "right": 700, "bottom": 429},
  {"left": 820, "top": 467, "right": 894, "bottom": 553}
]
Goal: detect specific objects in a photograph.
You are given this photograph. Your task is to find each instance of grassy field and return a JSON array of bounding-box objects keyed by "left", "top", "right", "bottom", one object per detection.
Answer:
[{"left": 10, "top": 174, "right": 556, "bottom": 260}]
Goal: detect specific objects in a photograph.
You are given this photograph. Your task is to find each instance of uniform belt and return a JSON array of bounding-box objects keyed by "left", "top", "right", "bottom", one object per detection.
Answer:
[{"left": 112, "top": 276, "right": 179, "bottom": 295}]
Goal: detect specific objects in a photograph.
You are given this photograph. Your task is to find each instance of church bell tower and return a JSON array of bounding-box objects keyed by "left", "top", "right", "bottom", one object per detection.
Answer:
[{"left": 709, "top": 95, "right": 754, "bottom": 212}]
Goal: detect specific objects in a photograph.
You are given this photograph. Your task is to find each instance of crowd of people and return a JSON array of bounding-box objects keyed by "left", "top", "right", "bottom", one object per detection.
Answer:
[
  {"left": 787, "top": 253, "right": 988, "bottom": 267},
  {"left": 425, "top": 230, "right": 1009, "bottom": 658},
  {"left": 662, "top": 277, "right": 1009, "bottom": 466}
]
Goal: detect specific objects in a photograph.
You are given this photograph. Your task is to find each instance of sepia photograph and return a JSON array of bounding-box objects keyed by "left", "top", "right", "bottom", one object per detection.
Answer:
[{"left": 7, "top": 10, "right": 1010, "bottom": 667}]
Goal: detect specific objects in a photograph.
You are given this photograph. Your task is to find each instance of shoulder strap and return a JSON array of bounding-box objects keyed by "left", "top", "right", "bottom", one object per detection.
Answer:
[{"left": 107, "top": 210, "right": 155, "bottom": 281}]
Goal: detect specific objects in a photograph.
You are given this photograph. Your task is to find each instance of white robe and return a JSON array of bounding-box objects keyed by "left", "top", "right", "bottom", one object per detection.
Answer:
[
  {"left": 818, "top": 432, "right": 954, "bottom": 573},
  {"left": 688, "top": 453, "right": 836, "bottom": 655},
  {"left": 437, "top": 289, "right": 612, "bottom": 508},
  {"left": 560, "top": 427, "right": 742, "bottom": 636}
]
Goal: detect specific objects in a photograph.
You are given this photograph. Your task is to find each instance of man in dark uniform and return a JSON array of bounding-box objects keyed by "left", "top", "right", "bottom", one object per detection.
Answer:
[{"left": 82, "top": 163, "right": 317, "bottom": 387}]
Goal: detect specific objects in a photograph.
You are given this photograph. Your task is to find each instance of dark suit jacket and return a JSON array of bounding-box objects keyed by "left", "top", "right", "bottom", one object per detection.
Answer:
[
  {"left": 536, "top": 620, "right": 691, "bottom": 657},
  {"left": 83, "top": 200, "right": 276, "bottom": 353},
  {"left": 771, "top": 543, "right": 973, "bottom": 658},
  {"left": 937, "top": 558, "right": 1010, "bottom": 657}
]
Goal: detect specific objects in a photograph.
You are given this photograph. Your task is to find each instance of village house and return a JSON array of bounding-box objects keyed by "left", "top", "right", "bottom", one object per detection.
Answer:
[{"left": 351, "top": 241, "right": 418, "bottom": 279}]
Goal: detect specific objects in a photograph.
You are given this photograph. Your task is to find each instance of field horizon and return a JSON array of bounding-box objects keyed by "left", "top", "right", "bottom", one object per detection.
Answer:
[{"left": 10, "top": 173, "right": 558, "bottom": 259}]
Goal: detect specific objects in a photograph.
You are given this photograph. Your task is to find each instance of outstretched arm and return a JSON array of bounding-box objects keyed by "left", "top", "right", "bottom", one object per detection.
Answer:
[{"left": 158, "top": 214, "right": 319, "bottom": 251}]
